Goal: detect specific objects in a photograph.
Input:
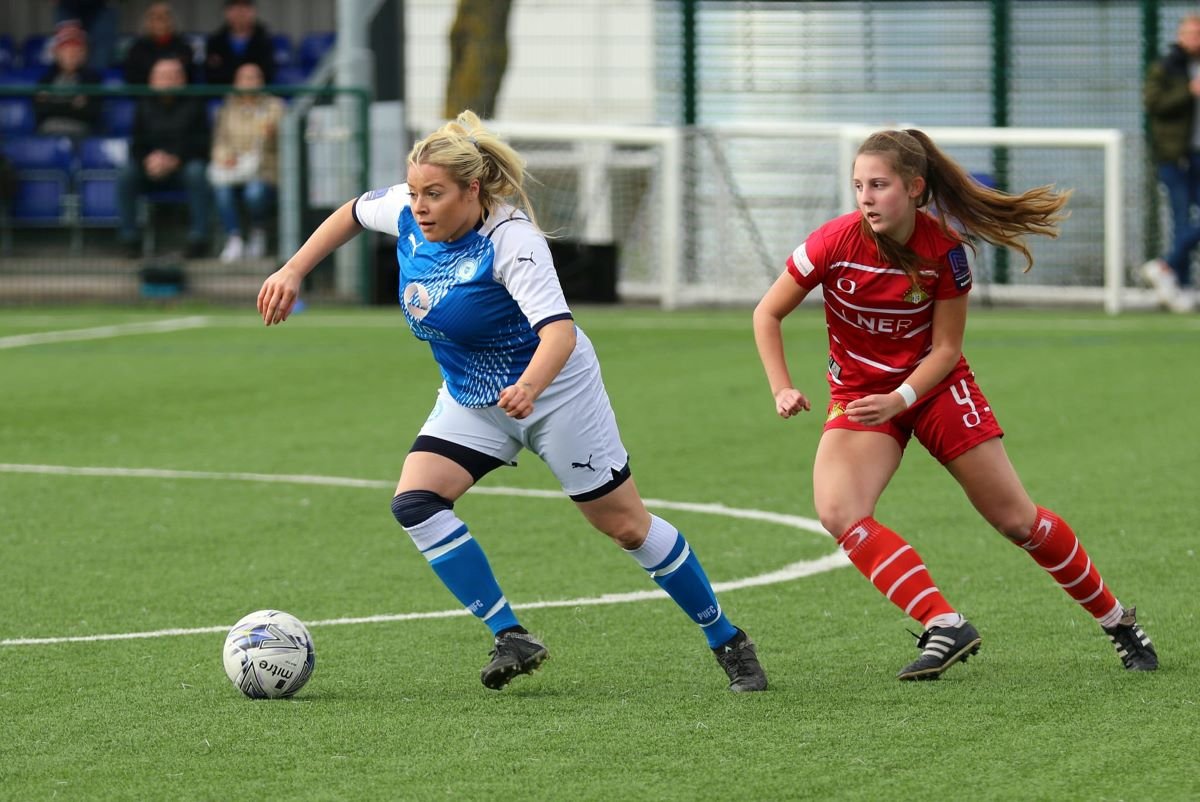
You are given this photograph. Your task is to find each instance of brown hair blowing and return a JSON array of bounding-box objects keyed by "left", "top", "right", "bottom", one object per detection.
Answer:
[{"left": 856, "top": 128, "right": 1071, "bottom": 285}]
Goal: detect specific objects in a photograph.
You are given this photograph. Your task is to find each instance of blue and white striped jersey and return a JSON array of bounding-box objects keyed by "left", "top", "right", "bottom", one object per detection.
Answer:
[{"left": 353, "top": 184, "right": 574, "bottom": 408}]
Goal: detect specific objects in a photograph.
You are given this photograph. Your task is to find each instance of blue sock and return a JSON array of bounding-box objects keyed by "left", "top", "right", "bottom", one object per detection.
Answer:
[
  {"left": 626, "top": 515, "right": 738, "bottom": 648},
  {"left": 422, "top": 528, "right": 520, "bottom": 636}
]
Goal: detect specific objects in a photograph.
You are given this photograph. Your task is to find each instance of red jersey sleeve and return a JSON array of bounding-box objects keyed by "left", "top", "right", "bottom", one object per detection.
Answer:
[
  {"left": 932, "top": 243, "right": 973, "bottom": 300},
  {"left": 786, "top": 215, "right": 847, "bottom": 290},
  {"left": 906, "top": 214, "right": 972, "bottom": 301}
]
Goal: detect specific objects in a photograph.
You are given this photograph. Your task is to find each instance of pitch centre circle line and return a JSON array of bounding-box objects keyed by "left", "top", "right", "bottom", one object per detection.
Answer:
[{"left": 0, "top": 463, "right": 847, "bottom": 646}]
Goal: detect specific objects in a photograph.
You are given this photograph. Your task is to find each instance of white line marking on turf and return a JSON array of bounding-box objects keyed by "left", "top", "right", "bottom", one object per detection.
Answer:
[
  {"left": 0, "top": 463, "right": 846, "bottom": 647},
  {"left": 0, "top": 317, "right": 210, "bottom": 350}
]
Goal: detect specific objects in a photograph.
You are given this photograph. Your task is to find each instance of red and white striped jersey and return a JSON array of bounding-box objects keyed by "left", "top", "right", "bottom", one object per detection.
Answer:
[{"left": 786, "top": 211, "right": 972, "bottom": 396}]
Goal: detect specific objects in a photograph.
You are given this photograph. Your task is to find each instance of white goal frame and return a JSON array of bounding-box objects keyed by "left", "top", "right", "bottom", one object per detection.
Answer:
[
  {"left": 461, "top": 120, "right": 683, "bottom": 308},
  {"left": 414, "top": 120, "right": 1130, "bottom": 313}
]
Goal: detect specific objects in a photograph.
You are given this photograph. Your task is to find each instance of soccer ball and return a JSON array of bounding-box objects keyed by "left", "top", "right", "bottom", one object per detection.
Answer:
[{"left": 222, "top": 609, "right": 316, "bottom": 699}]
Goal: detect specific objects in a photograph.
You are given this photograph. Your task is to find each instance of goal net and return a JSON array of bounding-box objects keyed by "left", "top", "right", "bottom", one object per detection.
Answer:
[{"left": 479, "top": 121, "right": 1147, "bottom": 313}]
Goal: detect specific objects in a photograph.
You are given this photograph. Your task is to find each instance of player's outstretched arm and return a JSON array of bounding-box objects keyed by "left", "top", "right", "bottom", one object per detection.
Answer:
[
  {"left": 258, "top": 199, "right": 363, "bottom": 326},
  {"left": 753, "top": 271, "right": 812, "bottom": 418}
]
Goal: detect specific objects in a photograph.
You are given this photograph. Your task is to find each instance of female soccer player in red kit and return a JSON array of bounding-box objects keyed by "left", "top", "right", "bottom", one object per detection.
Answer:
[{"left": 753, "top": 129, "right": 1157, "bottom": 680}]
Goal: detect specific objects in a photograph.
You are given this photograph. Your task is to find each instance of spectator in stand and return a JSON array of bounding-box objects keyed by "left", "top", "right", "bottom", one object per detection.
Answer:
[
  {"left": 210, "top": 62, "right": 284, "bottom": 262},
  {"left": 122, "top": 2, "right": 195, "bottom": 85},
  {"left": 204, "top": 0, "right": 276, "bottom": 86},
  {"left": 33, "top": 25, "right": 102, "bottom": 139},
  {"left": 54, "top": 0, "right": 119, "bottom": 73},
  {"left": 117, "top": 57, "right": 211, "bottom": 259}
]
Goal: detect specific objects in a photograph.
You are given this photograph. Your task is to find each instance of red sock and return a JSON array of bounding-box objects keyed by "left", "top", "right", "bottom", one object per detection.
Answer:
[
  {"left": 838, "top": 517, "right": 955, "bottom": 627},
  {"left": 1020, "top": 506, "right": 1119, "bottom": 621}
]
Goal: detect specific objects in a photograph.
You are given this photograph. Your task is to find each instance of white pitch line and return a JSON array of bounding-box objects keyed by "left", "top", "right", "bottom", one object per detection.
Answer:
[
  {"left": 0, "top": 462, "right": 845, "bottom": 647},
  {"left": 0, "top": 316, "right": 210, "bottom": 350}
]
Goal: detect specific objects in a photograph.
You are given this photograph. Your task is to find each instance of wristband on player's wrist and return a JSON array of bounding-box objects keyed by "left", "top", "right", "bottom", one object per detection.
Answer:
[{"left": 894, "top": 382, "right": 917, "bottom": 408}]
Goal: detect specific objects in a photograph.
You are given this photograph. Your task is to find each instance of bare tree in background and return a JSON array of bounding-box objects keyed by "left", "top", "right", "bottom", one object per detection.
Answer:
[{"left": 444, "top": 0, "right": 513, "bottom": 119}]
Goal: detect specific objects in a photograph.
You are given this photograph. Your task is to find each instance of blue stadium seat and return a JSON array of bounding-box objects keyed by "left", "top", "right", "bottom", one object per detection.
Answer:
[
  {"left": 22, "top": 34, "right": 52, "bottom": 68},
  {"left": 79, "top": 136, "right": 127, "bottom": 170},
  {"left": 298, "top": 32, "right": 335, "bottom": 72},
  {"left": 79, "top": 179, "right": 118, "bottom": 223},
  {"left": 3, "top": 134, "right": 74, "bottom": 171},
  {"left": 0, "top": 35, "right": 15, "bottom": 72},
  {"left": 0, "top": 135, "right": 75, "bottom": 223},
  {"left": 78, "top": 137, "right": 129, "bottom": 225},
  {"left": 271, "top": 65, "right": 307, "bottom": 86},
  {"left": 207, "top": 97, "right": 223, "bottom": 126},
  {"left": 0, "top": 65, "right": 49, "bottom": 85},
  {"left": 0, "top": 97, "right": 36, "bottom": 134},
  {"left": 272, "top": 33, "right": 293, "bottom": 67},
  {"left": 100, "top": 97, "right": 136, "bottom": 136}
]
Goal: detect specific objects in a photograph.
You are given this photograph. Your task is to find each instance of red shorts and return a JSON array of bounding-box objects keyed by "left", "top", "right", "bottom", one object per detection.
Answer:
[{"left": 824, "top": 367, "right": 1004, "bottom": 464}]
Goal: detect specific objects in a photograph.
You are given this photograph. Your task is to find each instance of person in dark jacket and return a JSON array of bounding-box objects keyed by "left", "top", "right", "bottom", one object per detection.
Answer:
[
  {"left": 1142, "top": 13, "right": 1200, "bottom": 313},
  {"left": 204, "top": 0, "right": 276, "bottom": 85},
  {"left": 122, "top": 2, "right": 196, "bottom": 85},
  {"left": 33, "top": 25, "right": 102, "bottom": 138},
  {"left": 116, "top": 57, "right": 211, "bottom": 259}
]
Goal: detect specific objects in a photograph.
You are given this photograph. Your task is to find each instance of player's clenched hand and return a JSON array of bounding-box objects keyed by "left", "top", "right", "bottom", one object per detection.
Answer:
[
  {"left": 257, "top": 266, "right": 302, "bottom": 326},
  {"left": 845, "top": 392, "right": 906, "bottom": 426},
  {"left": 775, "top": 387, "right": 811, "bottom": 419},
  {"left": 498, "top": 382, "right": 536, "bottom": 419}
]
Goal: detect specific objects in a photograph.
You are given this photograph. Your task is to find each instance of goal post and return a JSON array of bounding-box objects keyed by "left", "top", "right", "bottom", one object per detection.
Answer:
[
  {"left": 409, "top": 120, "right": 1139, "bottom": 313},
  {"left": 459, "top": 121, "right": 684, "bottom": 308}
]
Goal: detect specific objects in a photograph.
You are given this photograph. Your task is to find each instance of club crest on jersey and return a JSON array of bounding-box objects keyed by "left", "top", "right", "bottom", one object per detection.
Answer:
[
  {"left": 826, "top": 402, "right": 846, "bottom": 422},
  {"left": 403, "top": 281, "right": 432, "bottom": 320},
  {"left": 455, "top": 258, "right": 479, "bottom": 282}
]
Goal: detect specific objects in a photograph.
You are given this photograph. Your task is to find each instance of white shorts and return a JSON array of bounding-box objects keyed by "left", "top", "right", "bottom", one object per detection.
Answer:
[{"left": 415, "top": 329, "right": 630, "bottom": 498}]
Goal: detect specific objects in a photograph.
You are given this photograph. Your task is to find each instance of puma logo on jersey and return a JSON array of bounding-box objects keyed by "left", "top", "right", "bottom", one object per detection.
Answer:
[
  {"left": 571, "top": 454, "right": 596, "bottom": 471},
  {"left": 516, "top": 251, "right": 536, "bottom": 265},
  {"left": 408, "top": 233, "right": 423, "bottom": 256}
]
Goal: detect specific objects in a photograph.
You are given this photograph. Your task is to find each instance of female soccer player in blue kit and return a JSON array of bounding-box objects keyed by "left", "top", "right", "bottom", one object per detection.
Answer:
[{"left": 256, "top": 111, "right": 767, "bottom": 692}]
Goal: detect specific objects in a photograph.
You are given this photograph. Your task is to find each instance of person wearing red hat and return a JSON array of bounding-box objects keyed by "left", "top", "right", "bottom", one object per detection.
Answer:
[{"left": 33, "top": 25, "right": 103, "bottom": 138}]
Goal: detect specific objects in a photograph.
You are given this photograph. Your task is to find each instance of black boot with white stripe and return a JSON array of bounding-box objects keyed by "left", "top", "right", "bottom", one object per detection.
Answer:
[
  {"left": 897, "top": 620, "right": 982, "bottom": 681},
  {"left": 1102, "top": 606, "right": 1158, "bottom": 671}
]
